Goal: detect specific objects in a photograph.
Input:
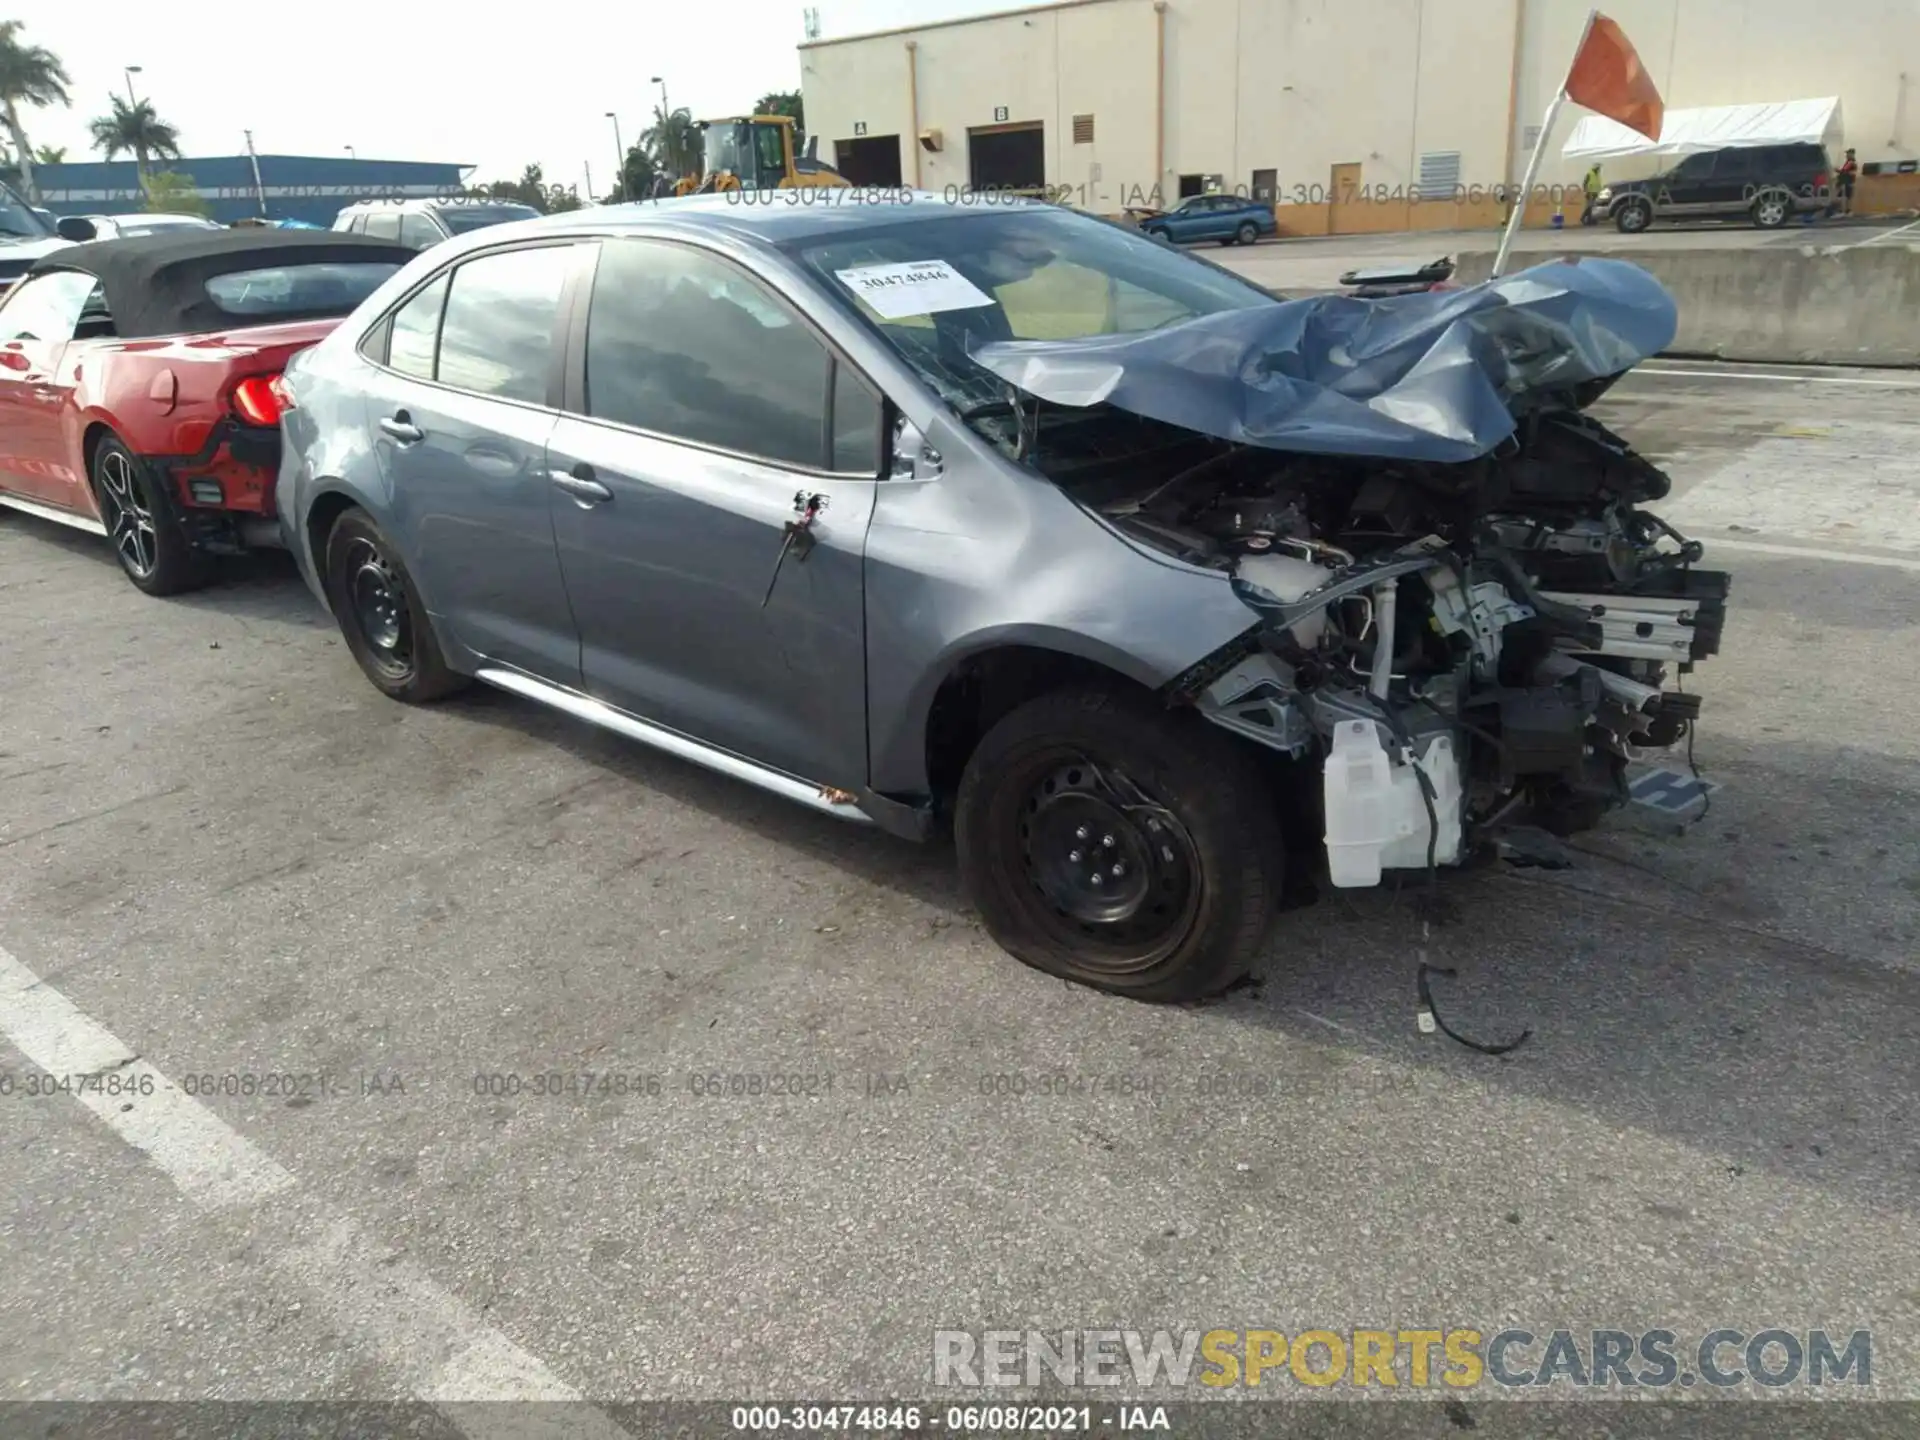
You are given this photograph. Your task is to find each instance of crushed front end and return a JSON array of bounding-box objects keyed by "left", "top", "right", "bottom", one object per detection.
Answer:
[{"left": 972, "top": 257, "right": 1729, "bottom": 886}]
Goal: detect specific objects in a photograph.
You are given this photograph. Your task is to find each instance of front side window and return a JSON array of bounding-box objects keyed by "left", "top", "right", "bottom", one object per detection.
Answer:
[
  {"left": 584, "top": 238, "right": 833, "bottom": 469},
  {"left": 362, "top": 211, "right": 403, "bottom": 241},
  {"left": 789, "top": 206, "right": 1273, "bottom": 413},
  {"left": 386, "top": 272, "right": 450, "bottom": 379},
  {"left": 435, "top": 244, "right": 573, "bottom": 404},
  {"left": 203, "top": 262, "right": 404, "bottom": 319},
  {"left": 0, "top": 270, "right": 101, "bottom": 343}
]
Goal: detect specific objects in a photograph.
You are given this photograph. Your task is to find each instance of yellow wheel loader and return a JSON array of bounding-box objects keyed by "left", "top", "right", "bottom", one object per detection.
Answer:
[{"left": 670, "top": 115, "right": 851, "bottom": 196}]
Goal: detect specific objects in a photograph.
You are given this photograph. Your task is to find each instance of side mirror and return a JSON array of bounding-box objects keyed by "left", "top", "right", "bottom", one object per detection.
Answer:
[
  {"left": 56, "top": 216, "right": 98, "bottom": 243},
  {"left": 890, "top": 413, "right": 944, "bottom": 481}
]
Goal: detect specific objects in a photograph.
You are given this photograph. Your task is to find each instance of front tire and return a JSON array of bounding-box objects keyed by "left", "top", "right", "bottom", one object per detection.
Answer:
[
  {"left": 954, "top": 686, "right": 1283, "bottom": 1002},
  {"left": 91, "top": 436, "right": 211, "bottom": 597},
  {"left": 321, "top": 508, "right": 467, "bottom": 703},
  {"left": 1614, "top": 198, "right": 1652, "bottom": 233}
]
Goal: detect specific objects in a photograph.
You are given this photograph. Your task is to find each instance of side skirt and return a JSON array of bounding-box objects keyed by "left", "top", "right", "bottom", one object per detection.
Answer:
[
  {"left": 0, "top": 492, "right": 108, "bottom": 537},
  {"left": 474, "top": 666, "right": 882, "bottom": 829}
]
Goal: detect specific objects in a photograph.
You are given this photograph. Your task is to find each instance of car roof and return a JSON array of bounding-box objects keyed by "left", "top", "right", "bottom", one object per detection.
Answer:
[
  {"left": 479, "top": 191, "right": 1068, "bottom": 249},
  {"left": 27, "top": 228, "right": 419, "bottom": 337}
]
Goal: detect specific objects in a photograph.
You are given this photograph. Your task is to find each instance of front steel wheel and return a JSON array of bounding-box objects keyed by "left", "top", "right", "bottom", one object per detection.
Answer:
[{"left": 955, "top": 686, "right": 1284, "bottom": 1001}]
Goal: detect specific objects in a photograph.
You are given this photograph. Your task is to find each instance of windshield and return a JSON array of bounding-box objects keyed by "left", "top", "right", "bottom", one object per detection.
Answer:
[
  {"left": 787, "top": 206, "right": 1275, "bottom": 414},
  {"left": 202, "top": 261, "right": 405, "bottom": 318},
  {"left": 0, "top": 183, "right": 54, "bottom": 240},
  {"left": 437, "top": 204, "right": 542, "bottom": 235}
]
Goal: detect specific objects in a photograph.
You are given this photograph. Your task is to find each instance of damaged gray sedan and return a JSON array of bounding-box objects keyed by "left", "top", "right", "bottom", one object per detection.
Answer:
[{"left": 276, "top": 195, "right": 1728, "bottom": 1002}]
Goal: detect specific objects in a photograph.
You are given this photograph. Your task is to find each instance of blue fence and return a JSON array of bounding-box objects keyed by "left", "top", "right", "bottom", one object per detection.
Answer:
[{"left": 29, "top": 155, "right": 472, "bottom": 228}]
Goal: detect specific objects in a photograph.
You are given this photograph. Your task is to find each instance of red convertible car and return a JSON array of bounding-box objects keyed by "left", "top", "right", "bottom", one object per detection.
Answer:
[{"left": 0, "top": 229, "right": 415, "bottom": 594}]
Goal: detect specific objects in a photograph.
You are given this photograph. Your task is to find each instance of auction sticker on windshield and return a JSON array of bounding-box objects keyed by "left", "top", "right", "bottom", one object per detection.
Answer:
[{"left": 835, "top": 260, "right": 993, "bottom": 320}]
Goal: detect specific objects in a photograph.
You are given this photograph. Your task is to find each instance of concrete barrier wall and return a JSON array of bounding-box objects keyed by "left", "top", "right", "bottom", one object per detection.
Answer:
[{"left": 1455, "top": 244, "right": 1920, "bottom": 368}]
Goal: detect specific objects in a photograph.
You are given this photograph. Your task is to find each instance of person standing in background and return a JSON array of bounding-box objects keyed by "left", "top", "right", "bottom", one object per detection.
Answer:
[
  {"left": 1581, "top": 162, "right": 1604, "bottom": 225},
  {"left": 1835, "top": 148, "right": 1858, "bottom": 216}
]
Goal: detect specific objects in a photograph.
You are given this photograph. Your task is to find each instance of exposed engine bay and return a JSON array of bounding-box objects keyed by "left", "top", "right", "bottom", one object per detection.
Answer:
[{"left": 971, "top": 395, "right": 1729, "bottom": 885}]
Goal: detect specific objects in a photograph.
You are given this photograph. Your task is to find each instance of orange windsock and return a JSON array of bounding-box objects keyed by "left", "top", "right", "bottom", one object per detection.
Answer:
[{"left": 1566, "top": 14, "right": 1665, "bottom": 141}]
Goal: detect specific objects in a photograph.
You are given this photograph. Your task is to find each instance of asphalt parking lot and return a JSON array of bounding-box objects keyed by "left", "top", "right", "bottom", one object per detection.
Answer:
[
  {"left": 3, "top": 358, "right": 1919, "bottom": 1434},
  {"left": 1214, "top": 213, "right": 1920, "bottom": 292}
]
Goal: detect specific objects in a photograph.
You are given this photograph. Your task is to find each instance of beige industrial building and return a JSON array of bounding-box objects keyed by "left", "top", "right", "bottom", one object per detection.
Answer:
[{"left": 800, "top": 0, "right": 1920, "bottom": 234}]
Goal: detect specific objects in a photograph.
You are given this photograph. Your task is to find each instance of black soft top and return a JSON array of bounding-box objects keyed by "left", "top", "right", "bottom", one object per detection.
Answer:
[{"left": 27, "top": 228, "right": 417, "bottom": 338}]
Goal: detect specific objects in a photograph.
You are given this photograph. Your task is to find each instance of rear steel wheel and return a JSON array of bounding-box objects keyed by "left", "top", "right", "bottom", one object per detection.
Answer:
[{"left": 322, "top": 508, "right": 467, "bottom": 703}]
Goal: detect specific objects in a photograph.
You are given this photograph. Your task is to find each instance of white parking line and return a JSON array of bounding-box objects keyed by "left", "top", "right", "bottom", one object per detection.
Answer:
[
  {"left": 1707, "top": 537, "right": 1920, "bottom": 572},
  {"left": 1832, "top": 216, "right": 1920, "bottom": 251},
  {"left": 0, "top": 944, "right": 297, "bottom": 1208},
  {"left": 1629, "top": 366, "right": 1920, "bottom": 388},
  {"left": 0, "top": 942, "right": 632, "bottom": 1434}
]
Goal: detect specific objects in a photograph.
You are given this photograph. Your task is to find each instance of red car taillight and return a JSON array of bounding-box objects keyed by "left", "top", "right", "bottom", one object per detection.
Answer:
[
  {"left": 230, "top": 374, "right": 284, "bottom": 427},
  {"left": 1814, "top": 172, "right": 1829, "bottom": 190}
]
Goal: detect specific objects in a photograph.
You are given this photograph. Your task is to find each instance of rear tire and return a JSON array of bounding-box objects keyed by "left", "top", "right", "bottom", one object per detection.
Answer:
[
  {"left": 1235, "top": 221, "right": 1259, "bottom": 245},
  {"left": 954, "top": 685, "right": 1283, "bottom": 1002},
  {"left": 90, "top": 436, "right": 212, "bottom": 597},
  {"left": 1614, "top": 198, "right": 1652, "bottom": 234},
  {"left": 322, "top": 508, "right": 467, "bottom": 703}
]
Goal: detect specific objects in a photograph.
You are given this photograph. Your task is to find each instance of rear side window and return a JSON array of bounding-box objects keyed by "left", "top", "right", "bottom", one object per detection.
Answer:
[
  {"left": 362, "top": 211, "right": 402, "bottom": 241},
  {"left": 398, "top": 212, "right": 443, "bottom": 250},
  {"left": 347, "top": 214, "right": 368, "bottom": 234},
  {"left": 435, "top": 244, "right": 573, "bottom": 404},
  {"left": 203, "top": 262, "right": 403, "bottom": 319},
  {"left": 1714, "top": 149, "right": 1757, "bottom": 179},
  {"left": 583, "top": 238, "right": 833, "bottom": 469},
  {"left": 387, "top": 272, "right": 449, "bottom": 379}
]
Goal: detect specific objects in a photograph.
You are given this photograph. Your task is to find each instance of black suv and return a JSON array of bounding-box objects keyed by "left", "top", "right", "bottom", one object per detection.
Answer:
[{"left": 1597, "top": 143, "right": 1833, "bottom": 232}]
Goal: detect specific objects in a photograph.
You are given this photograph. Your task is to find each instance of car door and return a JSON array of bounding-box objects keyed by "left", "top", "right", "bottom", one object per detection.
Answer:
[
  {"left": 0, "top": 268, "right": 96, "bottom": 508},
  {"left": 360, "top": 240, "right": 583, "bottom": 682},
  {"left": 1658, "top": 151, "right": 1718, "bottom": 217},
  {"left": 543, "top": 236, "right": 881, "bottom": 792},
  {"left": 1698, "top": 147, "right": 1756, "bottom": 218}
]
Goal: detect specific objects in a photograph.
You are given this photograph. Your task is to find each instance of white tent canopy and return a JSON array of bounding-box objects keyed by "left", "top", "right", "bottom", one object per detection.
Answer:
[{"left": 1562, "top": 97, "right": 1844, "bottom": 161}]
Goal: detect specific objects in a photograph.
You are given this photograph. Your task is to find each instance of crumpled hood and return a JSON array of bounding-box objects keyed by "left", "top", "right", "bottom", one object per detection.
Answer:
[{"left": 969, "top": 257, "right": 1678, "bottom": 464}]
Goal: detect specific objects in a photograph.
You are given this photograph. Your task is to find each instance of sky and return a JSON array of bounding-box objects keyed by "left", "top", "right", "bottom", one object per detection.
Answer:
[{"left": 18, "top": 0, "right": 994, "bottom": 194}]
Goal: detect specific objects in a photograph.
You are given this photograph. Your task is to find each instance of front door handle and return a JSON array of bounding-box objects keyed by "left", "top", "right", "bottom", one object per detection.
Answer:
[
  {"left": 379, "top": 413, "right": 423, "bottom": 444},
  {"left": 549, "top": 469, "right": 612, "bottom": 505}
]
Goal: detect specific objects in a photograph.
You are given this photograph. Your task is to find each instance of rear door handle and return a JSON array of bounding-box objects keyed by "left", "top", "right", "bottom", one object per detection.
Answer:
[
  {"left": 549, "top": 468, "right": 612, "bottom": 505},
  {"left": 379, "top": 414, "right": 423, "bottom": 444}
]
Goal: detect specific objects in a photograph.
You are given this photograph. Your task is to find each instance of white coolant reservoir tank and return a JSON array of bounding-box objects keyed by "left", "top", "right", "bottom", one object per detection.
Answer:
[
  {"left": 1235, "top": 553, "right": 1332, "bottom": 647},
  {"left": 1323, "top": 721, "right": 1401, "bottom": 888},
  {"left": 1323, "top": 725, "right": 1465, "bottom": 888}
]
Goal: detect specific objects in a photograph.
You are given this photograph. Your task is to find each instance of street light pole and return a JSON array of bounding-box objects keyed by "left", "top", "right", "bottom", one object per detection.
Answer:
[
  {"left": 605, "top": 112, "right": 624, "bottom": 195},
  {"left": 123, "top": 65, "right": 142, "bottom": 108},
  {"left": 650, "top": 76, "right": 675, "bottom": 177},
  {"left": 345, "top": 145, "right": 357, "bottom": 160}
]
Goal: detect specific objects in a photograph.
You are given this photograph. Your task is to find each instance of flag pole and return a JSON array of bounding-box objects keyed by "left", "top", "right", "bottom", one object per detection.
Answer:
[{"left": 1492, "top": 6, "right": 1598, "bottom": 278}]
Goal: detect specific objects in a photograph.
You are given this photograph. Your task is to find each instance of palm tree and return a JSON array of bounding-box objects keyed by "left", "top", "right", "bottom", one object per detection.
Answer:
[
  {"left": 641, "top": 104, "right": 700, "bottom": 184},
  {"left": 88, "top": 94, "right": 182, "bottom": 186},
  {"left": 0, "top": 22, "right": 72, "bottom": 203},
  {"left": 33, "top": 143, "right": 64, "bottom": 163}
]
